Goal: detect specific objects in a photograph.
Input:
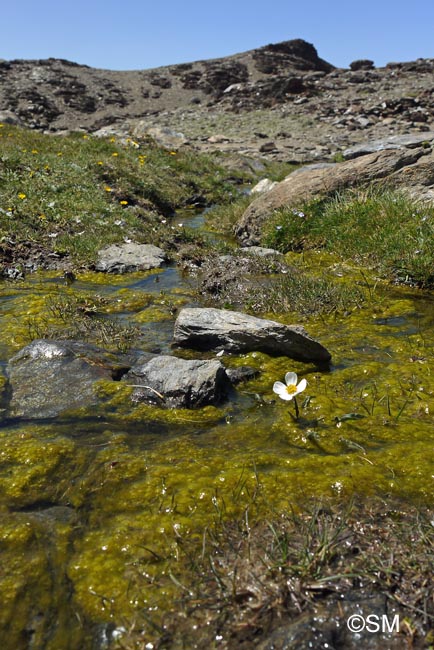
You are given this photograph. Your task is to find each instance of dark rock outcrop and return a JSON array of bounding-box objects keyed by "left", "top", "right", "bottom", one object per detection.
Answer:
[
  {"left": 252, "top": 39, "right": 334, "bottom": 75},
  {"left": 349, "top": 59, "right": 375, "bottom": 71}
]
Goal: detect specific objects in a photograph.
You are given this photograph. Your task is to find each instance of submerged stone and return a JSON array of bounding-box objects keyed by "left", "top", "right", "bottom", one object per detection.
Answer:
[
  {"left": 123, "top": 354, "right": 231, "bottom": 408},
  {"left": 6, "top": 339, "right": 127, "bottom": 419},
  {"left": 173, "top": 308, "right": 331, "bottom": 363},
  {"left": 225, "top": 365, "right": 260, "bottom": 384}
]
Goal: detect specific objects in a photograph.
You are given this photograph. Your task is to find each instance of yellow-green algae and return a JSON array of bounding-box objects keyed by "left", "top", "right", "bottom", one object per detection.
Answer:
[
  {"left": 0, "top": 426, "right": 89, "bottom": 508},
  {"left": 0, "top": 259, "right": 433, "bottom": 644},
  {"left": 0, "top": 270, "right": 193, "bottom": 354},
  {"left": 0, "top": 513, "right": 85, "bottom": 650}
]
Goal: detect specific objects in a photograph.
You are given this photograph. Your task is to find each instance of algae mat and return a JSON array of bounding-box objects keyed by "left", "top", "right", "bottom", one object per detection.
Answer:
[{"left": 0, "top": 268, "right": 433, "bottom": 648}]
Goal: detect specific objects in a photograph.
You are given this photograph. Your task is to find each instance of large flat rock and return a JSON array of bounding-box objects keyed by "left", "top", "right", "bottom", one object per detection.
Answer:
[
  {"left": 235, "top": 148, "right": 427, "bottom": 245},
  {"left": 173, "top": 308, "right": 331, "bottom": 363},
  {"left": 123, "top": 355, "right": 230, "bottom": 408},
  {"left": 343, "top": 133, "right": 434, "bottom": 159}
]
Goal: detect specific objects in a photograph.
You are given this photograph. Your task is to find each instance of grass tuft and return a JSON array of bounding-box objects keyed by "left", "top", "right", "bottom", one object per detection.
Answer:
[{"left": 262, "top": 187, "right": 434, "bottom": 288}]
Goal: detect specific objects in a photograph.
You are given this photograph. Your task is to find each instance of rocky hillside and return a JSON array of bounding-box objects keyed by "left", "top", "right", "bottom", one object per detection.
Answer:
[{"left": 1, "top": 39, "right": 434, "bottom": 161}]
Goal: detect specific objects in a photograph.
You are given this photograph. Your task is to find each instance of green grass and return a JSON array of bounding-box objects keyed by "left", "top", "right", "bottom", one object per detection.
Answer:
[
  {"left": 245, "top": 271, "right": 366, "bottom": 316},
  {"left": 262, "top": 187, "right": 434, "bottom": 287},
  {"left": 0, "top": 125, "right": 253, "bottom": 266},
  {"left": 204, "top": 193, "right": 255, "bottom": 238}
]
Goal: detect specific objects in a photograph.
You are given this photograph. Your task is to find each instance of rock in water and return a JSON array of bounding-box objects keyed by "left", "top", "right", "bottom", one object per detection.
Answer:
[
  {"left": 95, "top": 243, "right": 167, "bottom": 273},
  {"left": 6, "top": 340, "right": 123, "bottom": 419},
  {"left": 173, "top": 308, "right": 331, "bottom": 363},
  {"left": 123, "top": 355, "right": 230, "bottom": 408}
]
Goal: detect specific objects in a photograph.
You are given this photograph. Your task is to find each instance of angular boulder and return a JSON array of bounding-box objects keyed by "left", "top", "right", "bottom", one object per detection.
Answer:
[
  {"left": 235, "top": 148, "right": 427, "bottom": 245},
  {"left": 95, "top": 242, "right": 167, "bottom": 273},
  {"left": 6, "top": 340, "right": 125, "bottom": 419},
  {"left": 123, "top": 355, "right": 230, "bottom": 408},
  {"left": 173, "top": 308, "right": 331, "bottom": 363}
]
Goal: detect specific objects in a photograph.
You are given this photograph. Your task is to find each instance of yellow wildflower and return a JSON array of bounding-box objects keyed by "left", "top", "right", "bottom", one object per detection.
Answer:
[
  {"left": 169, "top": 151, "right": 177, "bottom": 155},
  {"left": 18, "top": 193, "right": 26, "bottom": 199},
  {"left": 31, "top": 149, "right": 38, "bottom": 154},
  {"left": 112, "top": 152, "right": 119, "bottom": 157},
  {"left": 105, "top": 186, "right": 113, "bottom": 192},
  {"left": 97, "top": 161, "right": 103, "bottom": 166},
  {"left": 39, "top": 214, "right": 46, "bottom": 220},
  {"left": 120, "top": 200, "right": 128, "bottom": 205}
]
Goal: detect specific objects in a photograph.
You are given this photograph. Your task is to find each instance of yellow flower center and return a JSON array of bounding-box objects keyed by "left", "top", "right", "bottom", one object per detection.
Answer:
[{"left": 286, "top": 384, "right": 297, "bottom": 395}]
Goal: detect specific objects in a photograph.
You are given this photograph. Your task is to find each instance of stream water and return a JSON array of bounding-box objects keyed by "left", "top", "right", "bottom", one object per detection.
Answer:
[{"left": 0, "top": 210, "right": 433, "bottom": 648}]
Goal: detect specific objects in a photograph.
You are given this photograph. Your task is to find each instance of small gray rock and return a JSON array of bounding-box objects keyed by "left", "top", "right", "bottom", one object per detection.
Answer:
[
  {"left": 124, "top": 355, "right": 231, "bottom": 408},
  {"left": 95, "top": 243, "right": 167, "bottom": 273}
]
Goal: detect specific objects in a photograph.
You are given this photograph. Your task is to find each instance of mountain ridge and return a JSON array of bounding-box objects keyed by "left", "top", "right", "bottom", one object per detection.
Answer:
[{"left": 1, "top": 38, "right": 433, "bottom": 161}]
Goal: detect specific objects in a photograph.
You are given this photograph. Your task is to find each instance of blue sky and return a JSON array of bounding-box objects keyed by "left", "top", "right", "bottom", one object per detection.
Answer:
[{"left": 3, "top": 0, "right": 434, "bottom": 71}]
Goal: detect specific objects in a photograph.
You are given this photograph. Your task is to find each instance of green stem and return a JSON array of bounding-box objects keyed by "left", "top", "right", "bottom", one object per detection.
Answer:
[{"left": 293, "top": 396, "right": 300, "bottom": 420}]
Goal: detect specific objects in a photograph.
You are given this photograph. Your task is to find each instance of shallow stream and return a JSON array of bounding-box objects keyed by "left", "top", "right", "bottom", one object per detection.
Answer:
[{"left": 0, "top": 210, "right": 433, "bottom": 648}]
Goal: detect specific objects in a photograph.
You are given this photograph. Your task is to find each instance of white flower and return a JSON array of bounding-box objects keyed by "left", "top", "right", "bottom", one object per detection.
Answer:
[{"left": 273, "top": 372, "right": 307, "bottom": 401}]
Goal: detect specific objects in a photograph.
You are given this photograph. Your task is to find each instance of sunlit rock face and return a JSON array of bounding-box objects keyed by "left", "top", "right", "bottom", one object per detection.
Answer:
[
  {"left": 173, "top": 307, "right": 331, "bottom": 363},
  {"left": 6, "top": 339, "right": 120, "bottom": 418}
]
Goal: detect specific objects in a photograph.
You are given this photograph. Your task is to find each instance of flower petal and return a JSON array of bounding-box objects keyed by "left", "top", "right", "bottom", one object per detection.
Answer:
[
  {"left": 273, "top": 381, "right": 286, "bottom": 395},
  {"left": 285, "top": 372, "right": 298, "bottom": 386},
  {"left": 296, "top": 378, "right": 307, "bottom": 394},
  {"left": 273, "top": 382, "right": 294, "bottom": 400}
]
